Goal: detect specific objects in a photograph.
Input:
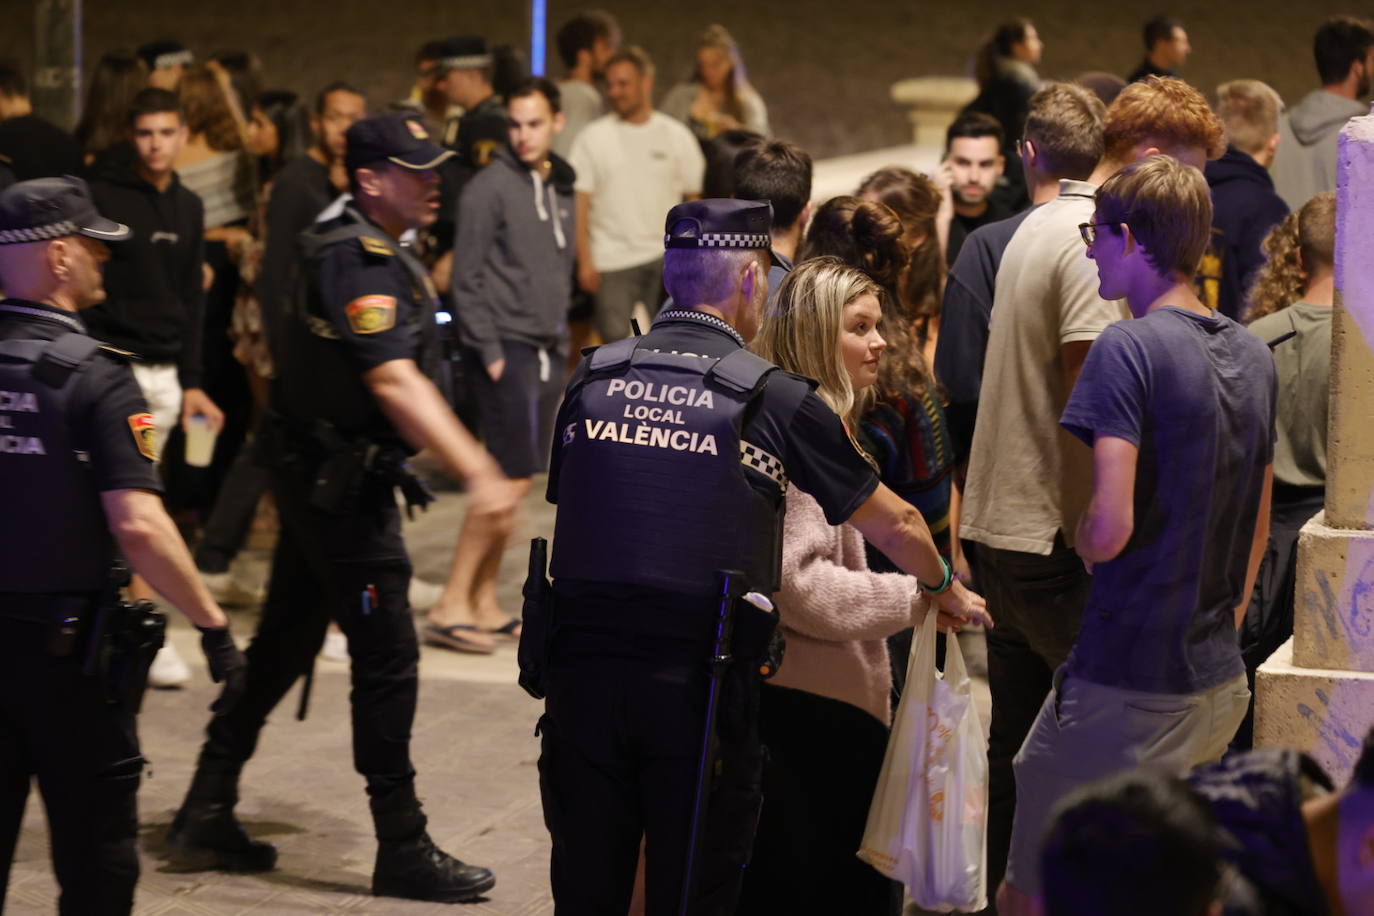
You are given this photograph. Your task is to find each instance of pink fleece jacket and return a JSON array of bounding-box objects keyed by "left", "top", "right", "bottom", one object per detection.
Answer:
[{"left": 770, "top": 487, "right": 930, "bottom": 725}]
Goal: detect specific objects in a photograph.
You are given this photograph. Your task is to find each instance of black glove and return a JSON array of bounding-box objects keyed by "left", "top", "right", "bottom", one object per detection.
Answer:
[{"left": 198, "top": 626, "right": 247, "bottom": 715}]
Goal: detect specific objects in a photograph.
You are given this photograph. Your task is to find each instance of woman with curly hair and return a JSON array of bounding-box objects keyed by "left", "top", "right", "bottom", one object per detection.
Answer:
[
  {"left": 661, "top": 24, "right": 769, "bottom": 143},
  {"left": 1232, "top": 192, "right": 1336, "bottom": 748},
  {"left": 858, "top": 166, "right": 946, "bottom": 364}
]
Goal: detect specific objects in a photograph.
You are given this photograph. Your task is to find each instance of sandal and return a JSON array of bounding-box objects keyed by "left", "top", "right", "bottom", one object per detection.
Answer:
[
  {"left": 422, "top": 623, "right": 496, "bottom": 655},
  {"left": 481, "top": 618, "right": 522, "bottom": 640}
]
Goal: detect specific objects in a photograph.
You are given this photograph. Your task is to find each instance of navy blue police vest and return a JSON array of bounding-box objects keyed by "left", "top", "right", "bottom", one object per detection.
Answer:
[
  {"left": 0, "top": 330, "right": 117, "bottom": 592},
  {"left": 550, "top": 335, "right": 791, "bottom": 597}
]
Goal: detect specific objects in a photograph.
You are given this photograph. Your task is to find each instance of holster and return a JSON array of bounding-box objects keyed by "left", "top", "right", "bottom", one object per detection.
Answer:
[
  {"left": 517, "top": 537, "right": 552, "bottom": 700},
  {"left": 79, "top": 567, "right": 167, "bottom": 712}
]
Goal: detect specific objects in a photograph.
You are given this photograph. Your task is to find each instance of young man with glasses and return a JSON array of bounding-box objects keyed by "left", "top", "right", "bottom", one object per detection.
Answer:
[{"left": 999, "top": 154, "right": 1275, "bottom": 913}]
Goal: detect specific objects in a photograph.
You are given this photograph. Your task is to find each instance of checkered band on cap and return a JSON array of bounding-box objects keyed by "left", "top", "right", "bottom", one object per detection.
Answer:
[
  {"left": 0, "top": 220, "right": 77, "bottom": 245},
  {"left": 666, "top": 231, "right": 771, "bottom": 249},
  {"left": 154, "top": 50, "right": 194, "bottom": 69},
  {"left": 440, "top": 54, "right": 493, "bottom": 69},
  {"left": 740, "top": 441, "right": 788, "bottom": 490}
]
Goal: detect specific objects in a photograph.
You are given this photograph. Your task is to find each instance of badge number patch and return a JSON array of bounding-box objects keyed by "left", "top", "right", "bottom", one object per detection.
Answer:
[
  {"left": 127, "top": 412, "right": 158, "bottom": 461},
  {"left": 346, "top": 295, "right": 398, "bottom": 334}
]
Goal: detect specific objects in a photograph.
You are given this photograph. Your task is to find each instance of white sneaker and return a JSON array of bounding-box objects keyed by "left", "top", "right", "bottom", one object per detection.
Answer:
[
  {"left": 148, "top": 642, "right": 192, "bottom": 689},
  {"left": 202, "top": 570, "right": 266, "bottom": 607},
  {"left": 407, "top": 578, "right": 445, "bottom": 611},
  {"left": 319, "top": 629, "right": 349, "bottom": 663}
]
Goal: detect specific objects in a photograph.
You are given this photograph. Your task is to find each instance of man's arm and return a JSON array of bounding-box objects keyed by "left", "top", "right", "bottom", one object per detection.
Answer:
[
  {"left": 1074, "top": 435, "right": 1138, "bottom": 567},
  {"left": 575, "top": 190, "right": 598, "bottom": 294},
  {"left": 101, "top": 488, "right": 228, "bottom": 629},
  {"left": 363, "top": 358, "right": 521, "bottom": 516},
  {"left": 1237, "top": 463, "right": 1275, "bottom": 629},
  {"left": 451, "top": 178, "right": 504, "bottom": 378},
  {"left": 179, "top": 217, "right": 223, "bottom": 431},
  {"left": 848, "top": 483, "right": 991, "bottom": 626}
]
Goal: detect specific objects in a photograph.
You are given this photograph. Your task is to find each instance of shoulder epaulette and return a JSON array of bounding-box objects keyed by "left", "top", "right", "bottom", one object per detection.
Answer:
[
  {"left": 97, "top": 344, "right": 137, "bottom": 360},
  {"left": 358, "top": 235, "right": 396, "bottom": 258}
]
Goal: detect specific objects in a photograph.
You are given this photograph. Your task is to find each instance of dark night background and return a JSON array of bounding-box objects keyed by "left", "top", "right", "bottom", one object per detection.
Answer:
[{"left": 5, "top": 0, "right": 1370, "bottom": 158}]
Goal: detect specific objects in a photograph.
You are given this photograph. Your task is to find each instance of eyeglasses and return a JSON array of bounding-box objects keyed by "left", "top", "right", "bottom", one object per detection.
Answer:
[{"left": 1078, "top": 222, "right": 1120, "bottom": 247}]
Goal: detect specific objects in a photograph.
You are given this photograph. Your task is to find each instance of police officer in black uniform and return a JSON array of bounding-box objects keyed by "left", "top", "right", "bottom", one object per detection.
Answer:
[
  {"left": 168, "top": 113, "right": 523, "bottom": 902},
  {"left": 0, "top": 176, "right": 246, "bottom": 915},
  {"left": 540, "top": 199, "right": 989, "bottom": 914}
]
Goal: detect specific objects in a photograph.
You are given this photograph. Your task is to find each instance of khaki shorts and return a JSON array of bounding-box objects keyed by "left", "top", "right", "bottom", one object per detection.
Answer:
[{"left": 1003, "top": 667, "right": 1250, "bottom": 896}]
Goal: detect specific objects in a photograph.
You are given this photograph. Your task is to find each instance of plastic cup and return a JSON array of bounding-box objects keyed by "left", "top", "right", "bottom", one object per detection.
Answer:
[{"left": 185, "top": 415, "right": 218, "bottom": 468}]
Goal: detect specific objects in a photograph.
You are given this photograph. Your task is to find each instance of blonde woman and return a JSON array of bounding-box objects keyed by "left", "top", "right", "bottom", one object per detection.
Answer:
[
  {"left": 740, "top": 256, "right": 989, "bottom": 915},
  {"left": 661, "top": 24, "right": 769, "bottom": 142}
]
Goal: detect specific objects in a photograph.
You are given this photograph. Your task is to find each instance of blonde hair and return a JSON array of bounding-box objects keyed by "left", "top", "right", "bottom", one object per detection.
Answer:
[
  {"left": 1247, "top": 193, "right": 1336, "bottom": 321},
  {"left": 691, "top": 24, "right": 751, "bottom": 121},
  {"left": 1215, "top": 79, "right": 1282, "bottom": 156},
  {"left": 752, "top": 257, "right": 884, "bottom": 428},
  {"left": 1095, "top": 154, "right": 1213, "bottom": 277}
]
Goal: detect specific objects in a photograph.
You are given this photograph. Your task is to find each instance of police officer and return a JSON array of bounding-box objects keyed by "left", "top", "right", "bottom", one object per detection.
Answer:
[
  {"left": 540, "top": 199, "right": 989, "bottom": 913},
  {"left": 0, "top": 176, "right": 246, "bottom": 915},
  {"left": 167, "top": 113, "right": 523, "bottom": 902}
]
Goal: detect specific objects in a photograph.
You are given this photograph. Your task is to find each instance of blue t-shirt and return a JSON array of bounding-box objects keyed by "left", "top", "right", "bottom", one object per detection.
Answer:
[{"left": 1060, "top": 307, "right": 1276, "bottom": 694}]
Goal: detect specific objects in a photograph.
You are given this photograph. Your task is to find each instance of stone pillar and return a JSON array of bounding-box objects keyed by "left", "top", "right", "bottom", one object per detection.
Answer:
[
  {"left": 889, "top": 76, "right": 977, "bottom": 149},
  {"left": 1255, "top": 110, "right": 1374, "bottom": 782},
  {"left": 32, "top": 0, "right": 82, "bottom": 131}
]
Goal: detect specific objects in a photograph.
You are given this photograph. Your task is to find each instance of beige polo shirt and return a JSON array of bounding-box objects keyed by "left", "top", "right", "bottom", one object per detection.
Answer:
[{"left": 960, "top": 179, "right": 1129, "bottom": 555}]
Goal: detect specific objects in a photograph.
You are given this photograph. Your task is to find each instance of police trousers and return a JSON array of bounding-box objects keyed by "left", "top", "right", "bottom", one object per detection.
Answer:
[
  {"left": 200, "top": 468, "right": 419, "bottom": 794},
  {"left": 0, "top": 613, "right": 142, "bottom": 915},
  {"left": 538, "top": 620, "right": 763, "bottom": 916}
]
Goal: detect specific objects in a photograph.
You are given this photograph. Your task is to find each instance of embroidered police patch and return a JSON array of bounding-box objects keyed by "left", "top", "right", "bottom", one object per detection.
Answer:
[
  {"left": 127, "top": 413, "right": 158, "bottom": 461},
  {"left": 358, "top": 235, "right": 395, "bottom": 257},
  {"left": 346, "top": 295, "right": 398, "bottom": 334}
]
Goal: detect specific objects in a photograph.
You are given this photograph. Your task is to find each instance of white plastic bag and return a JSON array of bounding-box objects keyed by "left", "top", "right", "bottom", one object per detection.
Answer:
[{"left": 857, "top": 609, "right": 988, "bottom": 912}]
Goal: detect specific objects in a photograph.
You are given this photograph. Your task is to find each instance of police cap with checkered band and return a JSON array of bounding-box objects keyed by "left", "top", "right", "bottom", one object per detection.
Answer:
[
  {"left": 0, "top": 176, "right": 131, "bottom": 246},
  {"left": 664, "top": 198, "right": 772, "bottom": 251}
]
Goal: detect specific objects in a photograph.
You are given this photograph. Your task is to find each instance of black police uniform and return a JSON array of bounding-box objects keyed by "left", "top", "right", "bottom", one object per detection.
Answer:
[
  {"left": 188, "top": 202, "right": 438, "bottom": 813},
  {"left": 0, "top": 298, "right": 162, "bottom": 915},
  {"left": 541, "top": 202, "right": 879, "bottom": 914}
]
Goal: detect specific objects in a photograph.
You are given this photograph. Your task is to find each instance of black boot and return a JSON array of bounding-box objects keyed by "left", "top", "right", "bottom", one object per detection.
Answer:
[
  {"left": 370, "top": 785, "right": 495, "bottom": 902},
  {"left": 167, "top": 753, "right": 278, "bottom": 872}
]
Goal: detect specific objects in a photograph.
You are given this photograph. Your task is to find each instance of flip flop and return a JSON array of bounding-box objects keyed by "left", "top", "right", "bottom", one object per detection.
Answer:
[
  {"left": 481, "top": 618, "right": 522, "bottom": 641},
  {"left": 422, "top": 623, "right": 496, "bottom": 655}
]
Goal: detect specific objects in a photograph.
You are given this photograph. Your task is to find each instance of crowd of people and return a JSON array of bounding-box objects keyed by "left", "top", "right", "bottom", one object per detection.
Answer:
[{"left": 1, "top": 8, "right": 1373, "bottom": 916}]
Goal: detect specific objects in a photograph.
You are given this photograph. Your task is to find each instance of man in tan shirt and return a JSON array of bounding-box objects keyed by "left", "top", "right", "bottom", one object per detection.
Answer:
[{"left": 959, "top": 77, "right": 1226, "bottom": 908}]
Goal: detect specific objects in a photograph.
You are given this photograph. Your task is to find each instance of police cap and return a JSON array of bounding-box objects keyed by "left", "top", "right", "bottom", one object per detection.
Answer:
[
  {"left": 664, "top": 198, "right": 772, "bottom": 251},
  {"left": 434, "top": 36, "right": 493, "bottom": 74},
  {"left": 344, "top": 112, "right": 456, "bottom": 174},
  {"left": 0, "top": 176, "right": 131, "bottom": 245},
  {"left": 137, "top": 39, "right": 193, "bottom": 71}
]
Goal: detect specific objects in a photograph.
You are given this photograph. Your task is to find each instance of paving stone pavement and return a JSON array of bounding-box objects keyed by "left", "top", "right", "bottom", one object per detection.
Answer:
[{"left": 9, "top": 478, "right": 990, "bottom": 915}]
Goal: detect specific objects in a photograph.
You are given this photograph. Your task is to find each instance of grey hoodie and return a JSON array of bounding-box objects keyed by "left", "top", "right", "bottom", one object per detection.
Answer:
[
  {"left": 452, "top": 144, "right": 576, "bottom": 368},
  {"left": 1271, "top": 89, "right": 1368, "bottom": 210}
]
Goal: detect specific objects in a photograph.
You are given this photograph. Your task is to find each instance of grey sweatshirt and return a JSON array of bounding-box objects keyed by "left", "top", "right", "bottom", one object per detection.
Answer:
[
  {"left": 1272, "top": 89, "right": 1367, "bottom": 210},
  {"left": 452, "top": 144, "right": 575, "bottom": 367}
]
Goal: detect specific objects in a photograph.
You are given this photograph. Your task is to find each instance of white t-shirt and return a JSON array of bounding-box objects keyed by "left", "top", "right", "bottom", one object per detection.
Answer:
[{"left": 569, "top": 111, "right": 705, "bottom": 272}]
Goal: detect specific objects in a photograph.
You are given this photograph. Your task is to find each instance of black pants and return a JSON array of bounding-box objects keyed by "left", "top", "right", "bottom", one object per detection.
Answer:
[
  {"left": 973, "top": 536, "right": 1089, "bottom": 910},
  {"left": 200, "top": 468, "right": 419, "bottom": 791},
  {"left": 0, "top": 615, "right": 142, "bottom": 915},
  {"left": 539, "top": 623, "right": 760, "bottom": 915},
  {"left": 737, "top": 684, "right": 899, "bottom": 916},
  {"left": 193, "top": 439, "right": 270, "bottom": 574}
]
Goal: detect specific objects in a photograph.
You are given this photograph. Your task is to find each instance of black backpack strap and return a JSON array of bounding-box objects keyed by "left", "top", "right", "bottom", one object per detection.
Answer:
[
  {"left": 705, "top": 348, "right": 776, "bottom": 397},
  {"left": 9, "top": 333, "right": 103, "bottom": 388}
]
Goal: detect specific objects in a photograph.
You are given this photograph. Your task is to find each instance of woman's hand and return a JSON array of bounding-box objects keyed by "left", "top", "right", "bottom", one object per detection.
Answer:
[{"left": 931, "top": 579, "right": 992, "bottom": 629}]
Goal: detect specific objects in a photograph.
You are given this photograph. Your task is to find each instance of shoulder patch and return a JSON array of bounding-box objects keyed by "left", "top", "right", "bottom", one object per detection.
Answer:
[
  {"left": 358, "top": 235, "right": 395, "bottom": 257},
  {"left": 346, "top": 295, "right": 398, "bottom": 334},
  {"left": 472, "top": 139, "right": 500, "bottom": 168},
  {"left": 127, "top": 413, "right": 158, "bottom": 461}
]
